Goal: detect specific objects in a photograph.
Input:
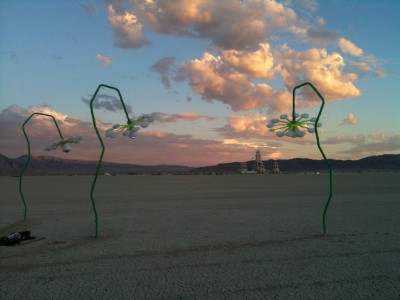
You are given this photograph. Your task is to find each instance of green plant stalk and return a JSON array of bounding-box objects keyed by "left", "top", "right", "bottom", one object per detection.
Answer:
[
  {"left": 19, "top": 113, "right": 64, "bottom": 220},
  {"left": 89, "top": 84, "right": 131, "bottom": 238},
  {"left": 292, "top": 82, "right": 333, "bottom": 235}
]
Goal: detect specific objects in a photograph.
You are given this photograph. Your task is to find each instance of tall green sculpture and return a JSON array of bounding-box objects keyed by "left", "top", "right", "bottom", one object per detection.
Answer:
[
  {"left": 266, "top": 82, "right": 333, "bottom": 234},
  {"left": 19, "top": 113, "right": 82, "bottom": 220},
  {"left": 89, "top": 84, "right": 155, "bottom": 237}
]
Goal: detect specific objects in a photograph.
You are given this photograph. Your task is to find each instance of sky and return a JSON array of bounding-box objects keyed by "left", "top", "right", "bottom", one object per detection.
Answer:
[{"left": 0, "top": 0, "right": 399, "bottom": 167}]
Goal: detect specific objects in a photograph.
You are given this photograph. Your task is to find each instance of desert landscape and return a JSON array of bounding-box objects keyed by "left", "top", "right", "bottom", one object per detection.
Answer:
[{"left": 1, "top": 173, "right": 399, "bottom": 298}]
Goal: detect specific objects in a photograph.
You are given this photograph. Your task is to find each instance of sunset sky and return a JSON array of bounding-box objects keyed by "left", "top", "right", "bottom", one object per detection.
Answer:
[{"left": 1, "top": 0, "right": 399, "bottom": 167}]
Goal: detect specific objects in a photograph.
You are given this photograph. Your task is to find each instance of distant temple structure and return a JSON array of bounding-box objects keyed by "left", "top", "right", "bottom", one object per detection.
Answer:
[
  {"left": 272, "top": 160, "right": 280, "bottom": 174},
  {"left": 239, "top": 162, "right": 248, "bottom": 174},
  {"left": 237, "top": 152, "right": 283, "bottom": 174},
  {"left": 254, "top": 150, "right": 266, "bottom": 174}
]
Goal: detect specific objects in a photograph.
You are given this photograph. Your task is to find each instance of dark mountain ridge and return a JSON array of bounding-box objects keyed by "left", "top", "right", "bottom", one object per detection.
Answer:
[
  {"left": 1, "top": 153, "right": 399, "bottom": 176},
  {"left": 190, "top": 154, "right": 400, "bottom": 174},
  {"left": 0, "top": 154, "right": 192, "bottom": 175}
]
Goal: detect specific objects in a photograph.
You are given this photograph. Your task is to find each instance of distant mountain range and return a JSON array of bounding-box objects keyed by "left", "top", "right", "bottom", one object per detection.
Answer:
[
  {"left": 0, "top": 153, "right": 399, "bottom": 176},
  {"left": 191, "top": 154, "right": 400, "bottom": 174},
  {"left": 0, "top": 154, "right": 192, "bottom": 176}
]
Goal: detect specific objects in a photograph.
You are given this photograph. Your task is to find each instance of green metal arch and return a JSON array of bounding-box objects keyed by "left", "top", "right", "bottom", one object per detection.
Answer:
[
  {"left": 89, "top": 84, "right": 131, "bottom": 238},
  {"left": 19, "top": 113, "right": 64, "bottom": 220},
  {"left": 292, "top": 82, "right": 333, "bottom": 234}
]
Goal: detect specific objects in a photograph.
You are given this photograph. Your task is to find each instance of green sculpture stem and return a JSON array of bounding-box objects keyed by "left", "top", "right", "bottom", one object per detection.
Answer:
[
  {"left": 89, "top": 84, "right": 131, "bottom": 238},
  {"left": 292, "top": 82, "right": 333, "bottom": 235},
  {"left": 19, "top": 113, "right": 64, "bottom": 220}
]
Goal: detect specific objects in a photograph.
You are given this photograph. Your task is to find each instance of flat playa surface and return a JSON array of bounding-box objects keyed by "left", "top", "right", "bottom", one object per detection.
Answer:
[{"left": 1, "top": 173, "right": 399, "bottom": 299}]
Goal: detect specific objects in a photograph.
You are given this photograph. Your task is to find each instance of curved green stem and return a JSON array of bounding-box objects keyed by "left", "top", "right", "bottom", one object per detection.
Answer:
[
  {"left": 89, "top": 84, "right": 131, "bottom": 238},
  {"left": 292, "top": 82, "right": 333, "bottom": 235},
  {"left": 19, "top": 113, "right": 64, "bottom": 220}
]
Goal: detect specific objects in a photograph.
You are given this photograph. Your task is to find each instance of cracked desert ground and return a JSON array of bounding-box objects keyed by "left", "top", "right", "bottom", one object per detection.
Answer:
[{"left": 1, "top": 173, "right": 399, "bottom": 299}]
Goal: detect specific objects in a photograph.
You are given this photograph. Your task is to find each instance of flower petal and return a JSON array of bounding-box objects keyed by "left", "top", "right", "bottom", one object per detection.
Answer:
[
  {"left": 285, "top": 131, "right": 294, "bottom": 137},
  {"left": 301, "top": 113, "right": 309, "bottom": 119},
  {"left": 266, "top": 123, "right": 275, "bottom": 128},
  {"left": 276, "top": 131, "right": 284, "bottom": 137},
  {"left": 139, "top": 120, "right": 150, "bottom": 128},
  {"left": 271, "top": 118, "right": 280, "bottom": 123},
  {"left": 295, "top": 130, "right": 306, "bottom": 137},
  {"left": 62, "top": 144, "right": 71, "bottom": 153},
  {"left": 280, "top": 114, "right": 288, "bottom": 119},
  {"left": 310, "top": 117, "right": 317, "bottom": 122},
  {"left": 106, "top": 128, "right": 117, "bottom": 138},
  {"left": 307, "top": 127, "right": 315, "bottom": 133},
  {"left": 44, "top": 142, "right": 59, "bottom": 151},
  {"left": 67, "top": 136, "right": 83, "bottom": 143}
]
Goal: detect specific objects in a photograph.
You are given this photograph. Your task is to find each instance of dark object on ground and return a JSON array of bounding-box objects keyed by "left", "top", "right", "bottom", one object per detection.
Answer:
[{"left": 0, "top": 231, "right": 35, "bottom": 246}]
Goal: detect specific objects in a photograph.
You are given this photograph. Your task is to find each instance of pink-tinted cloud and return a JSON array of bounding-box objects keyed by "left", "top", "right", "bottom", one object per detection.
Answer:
[
  {"left": 338, "top": 38, "right": 363, "bottom": 57},
  {"left": 95, "top": 54, "right": 112, "bottom": 66},
  {"left": 339, "top": 134, "right": 400, "bottom": 156},
  {"left": 104, "top": 1, "right": 385, "bottom": 114},
  {"left": 132, "top": 0, "right": 296, "bottom": 50},
  {"left": 275, "top": 46, "right": 361, "bottom": 101},
  {"left": 107, "top": 3, "right": 150, "bottom": 49},
  {"left": 340, "top": 113, "right": 358, "bottom": 126},
  {"left": 216, "top": 113, "right": 270, "bottom": 139},
  {"left": 176, "top": 51, "right": 292, "bottom": 112},
  {"left": 220, "top": 43, "right": 275, "bottom": 79},
  {"left": 155, "top": 112, "right": 215, "bottom": 123},
  {"left": 0, "top": 105, "right": 274, "bottom": 166}
]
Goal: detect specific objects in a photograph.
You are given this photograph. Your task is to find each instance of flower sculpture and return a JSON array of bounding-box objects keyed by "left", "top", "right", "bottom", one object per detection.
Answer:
[
  {"left": 19, "top": 113, "right": 80, "bottom": 220},
  {"left": 267, "top": 113, "right": 322, "bottom": 138},
  {"left": 44, "top": 136, "right": 83, "bottom": 152},
  {"left": 105, "top": 113, "right": 155, "bottom": 139},
  {"left": 89, "top": 84, "right": 155, "bottom": 237},
  {"left": 267, "top": 82, "right": 333, "bottom": 235}
]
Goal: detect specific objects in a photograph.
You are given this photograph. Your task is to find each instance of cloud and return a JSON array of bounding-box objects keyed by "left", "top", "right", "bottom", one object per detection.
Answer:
[
  {"left": 80, "top": 2, "right": 97, "bottom": 16},
  {"left": 369, "top": 133, "right": 387, "bottom": 141},
  {"left": 0, "top": 105, "right": 285, "bottom": 166},
  {"left": 306, "top": 27, "right": 341, "bottom": 45},
  {"left": 9, "top": 50, "right": 17, "bottom": 61},
  {"left": 317, "top": 17, "right": 326, "bottom": 26},
  {"left": 81, "top": 94, "right": 132, "bottom": 113},
  {"left": 107, "top": 3, "right": 151, "bottom": 49},
  {"left": 339, "top": 134, "right": 400, "bottom": 156},
  {"left": 340, "top": 113, "right": 358, "bottom": 126},
  {"left": 322, "top": 135, "right": 366, "bottom": 145},
  {"left": 374, "top": 70, "right": 386, "bottom": 78},
  {"left": 285, "top": 0, "right": 318, "bottom": 12},
  {"left": 338, "top": 38, "right": 363, "bottom": 56},
  {"left": 275, "top": 46, "right": 361, "bottom": 100},
  {"left": 95, "top": 54, "right": 112, "bottom": 66},
  {"left": 102, "top": 0, "right": 385, "bottom": 114},
  {"left": 131, "top": 0, "right": 296, "bottom": 50},
  {"left": 0, "top": 105, "right": 99, "bottom": 160},
  {"left": 150, "top": 57, "right": 176, "bottom": 89},
  {"left": 216, "top": 113, "right": 270, "bottom": 139},
  {"left": 155, "top": 112, "right": 215, "bottom": 123},
  {"left": 176, "top": 51, "right": 292, "bottom": 112},
  {"left": 220, "top": 43, "right": 275, "bottom": 79}
]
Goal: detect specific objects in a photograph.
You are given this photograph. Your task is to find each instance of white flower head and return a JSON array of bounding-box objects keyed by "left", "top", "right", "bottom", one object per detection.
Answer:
[
  {"left": 105, "top": 113, "right": 155, "bottom": 139},
  {"left": 266, "top": 113, "right": 322, "bottom": 138},
  {"left": 44, "top": 136, "right": 83, "bottom": 152}
]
